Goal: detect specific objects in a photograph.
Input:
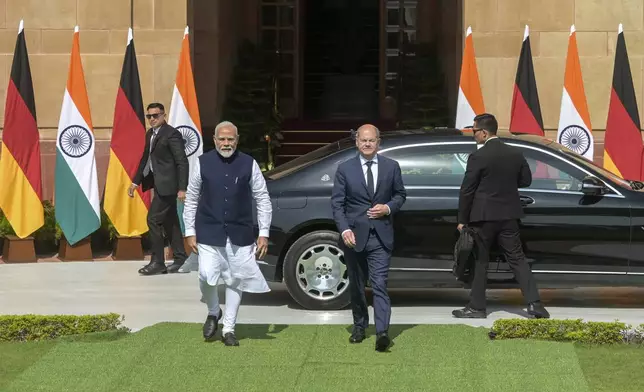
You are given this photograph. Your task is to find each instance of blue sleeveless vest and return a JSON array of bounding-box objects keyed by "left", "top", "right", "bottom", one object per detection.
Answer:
[{"left": 195, "top": 150, "right": 255, "bottom": 247}]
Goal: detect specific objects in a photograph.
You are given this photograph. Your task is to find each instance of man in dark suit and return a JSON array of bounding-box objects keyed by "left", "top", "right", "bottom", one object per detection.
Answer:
[
  {"left": 454, "top": 113, "right": 549, "bottom": 319},
  {"left": 331, "top": 124, "right": 406, "bottom": 352},
  {"left": 129, "top": 102, "right": 189, "bottom": 275}
]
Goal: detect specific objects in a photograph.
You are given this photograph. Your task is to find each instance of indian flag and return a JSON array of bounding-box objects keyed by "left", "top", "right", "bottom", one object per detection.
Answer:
[
  {"left": 54, "top": 26, "right": 100, "bottom": 245},
  {"left": 455, "top": 26, "right": 485, "bottom": 130},
  {"left": 169, "top": 26, "right": 202, "bottom": 235},
  {"left": 557, "top": 25, "right": 594, "bottom": 161}
]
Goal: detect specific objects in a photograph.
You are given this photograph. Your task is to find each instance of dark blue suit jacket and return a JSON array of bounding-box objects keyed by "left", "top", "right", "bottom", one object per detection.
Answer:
[{"left": 331, "top": 154, "right": 407, "bottom": 252}]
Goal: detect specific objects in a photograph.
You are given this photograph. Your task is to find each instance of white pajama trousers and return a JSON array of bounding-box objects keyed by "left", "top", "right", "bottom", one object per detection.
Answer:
[{"left": 198, "top": 239, "right": 270, "bottom": 334}]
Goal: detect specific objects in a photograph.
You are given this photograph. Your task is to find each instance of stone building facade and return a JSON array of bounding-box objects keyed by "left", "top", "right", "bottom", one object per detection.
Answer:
[
  {"left": 0, "top": 0, "right": 188, "bottom": 199},
  {"left": 0, "top": 0, "right": 643, "bottom": 200},
  {"left": 464, "top": 0, "right": 644, "bottom": 163}
]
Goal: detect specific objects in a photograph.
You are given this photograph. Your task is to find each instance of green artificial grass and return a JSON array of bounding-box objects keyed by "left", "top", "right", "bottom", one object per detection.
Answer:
[
  {"left": 0, "top": 323, "right": 641, "bottom": 392},
  {"left": 575, "top": 344, "right": 644, "bottom": 392}
]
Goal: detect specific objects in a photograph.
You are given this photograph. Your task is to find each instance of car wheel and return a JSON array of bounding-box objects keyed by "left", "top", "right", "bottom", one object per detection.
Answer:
[{"left": 283, "top": 230, "right": 351, "bottom": 310}]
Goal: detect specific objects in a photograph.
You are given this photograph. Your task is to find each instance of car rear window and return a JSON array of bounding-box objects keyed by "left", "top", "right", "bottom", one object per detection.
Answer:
[{"left": 264, "top": 138, "right": 355, "bottom": 180}]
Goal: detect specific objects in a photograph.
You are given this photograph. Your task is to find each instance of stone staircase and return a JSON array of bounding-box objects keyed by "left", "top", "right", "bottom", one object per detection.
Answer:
[{"left": 274, "top": 119, "right": 395, "bottom": 166}]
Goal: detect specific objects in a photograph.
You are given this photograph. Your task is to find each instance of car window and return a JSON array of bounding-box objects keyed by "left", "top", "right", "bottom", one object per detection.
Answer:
[
  {"left": 518, "top": 148, "right": 586, "bottom": 192},
  {"left": 264, "top": 138, "right": 354, "bottom": 180},
  {"left": 381, "top": 144, "right": 477, "bottom": 186}
]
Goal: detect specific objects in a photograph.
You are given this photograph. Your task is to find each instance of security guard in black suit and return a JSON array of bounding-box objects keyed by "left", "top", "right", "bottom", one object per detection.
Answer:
[
  {"left": 130, "top": 102, "right": 189, "bottom": 275},
  {"left": 454, "top": 113, "right": 549, "bottom": 319}
]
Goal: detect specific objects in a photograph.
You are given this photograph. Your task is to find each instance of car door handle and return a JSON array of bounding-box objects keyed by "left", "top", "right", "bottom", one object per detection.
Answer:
[{"left": 520, "top": 195, "right": 535, "bottom": 206}]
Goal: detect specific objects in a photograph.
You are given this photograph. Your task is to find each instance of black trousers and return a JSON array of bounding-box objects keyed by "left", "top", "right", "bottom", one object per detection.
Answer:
[
  {"left": 468, "top": 219, "right": 540, "bottom": 310},
  {"left": 344, "top": 229, "right": 392, "bottom": 334},
  {"left": 147, "top": 193, "right": 187, "bottom": 265}
]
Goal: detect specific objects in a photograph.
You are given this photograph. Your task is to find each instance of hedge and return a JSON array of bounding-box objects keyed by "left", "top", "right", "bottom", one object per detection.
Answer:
[
  {"left": 489, "top": 318, "right": 644, "bottom": 345},
  {"left": 0, "top": 313, "right": 127, "bottom": 342}
]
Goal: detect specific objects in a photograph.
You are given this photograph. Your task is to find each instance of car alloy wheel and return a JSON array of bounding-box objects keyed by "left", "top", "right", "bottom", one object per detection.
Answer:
[
  {"left": 295, "top": 243, "right": 349, "bottom": 301},
  {"left": 282, "top": 230, "right": 352, "bottom": 310}
]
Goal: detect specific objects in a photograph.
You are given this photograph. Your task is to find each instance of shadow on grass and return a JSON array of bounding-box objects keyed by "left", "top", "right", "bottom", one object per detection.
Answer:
[
  {"left": 236, "top": 324, "right": 290, "bottom": 340},
  {"left": 344, "top": 324, "right": 418, "bottom": 352},
  {"left": 200, "top": 323, "right": 291, "bottom": 343}
]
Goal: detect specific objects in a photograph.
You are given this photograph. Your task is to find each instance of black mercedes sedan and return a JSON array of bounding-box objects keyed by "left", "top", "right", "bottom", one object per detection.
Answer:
[{"left": 257, "top": 128, "right": 644, "bottom": 310}]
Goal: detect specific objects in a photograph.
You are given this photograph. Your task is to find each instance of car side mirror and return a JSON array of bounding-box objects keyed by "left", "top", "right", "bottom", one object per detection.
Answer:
[{"left": 581, "top": 176, "right": 607, "bottom": 196}]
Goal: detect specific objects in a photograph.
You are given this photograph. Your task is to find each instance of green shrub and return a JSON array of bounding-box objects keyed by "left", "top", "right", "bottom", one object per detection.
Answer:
[
  {"left": 0, "top": 200, "right": 61, "bottom": 240},
  {"left": 0, "top": 201, "right": 120, "bottom": 252},
  {"left": 489, "top": 318, "right": 642, "bottom": 345},
  {"left": 0, "top": 313, "right": 127, "bottom": 342}
]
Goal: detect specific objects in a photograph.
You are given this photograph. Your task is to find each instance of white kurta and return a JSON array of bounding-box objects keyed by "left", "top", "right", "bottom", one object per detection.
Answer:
[{"left": 183, "top": 156, "right": 271, "bottom": 294}]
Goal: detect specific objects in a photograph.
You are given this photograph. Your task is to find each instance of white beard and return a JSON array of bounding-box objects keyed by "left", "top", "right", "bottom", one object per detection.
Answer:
[{"left": 217, "top": 147, "right": 235, "bottom": 158}]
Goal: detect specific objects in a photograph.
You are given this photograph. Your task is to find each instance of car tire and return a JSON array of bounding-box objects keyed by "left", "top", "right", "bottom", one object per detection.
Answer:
[{"left": 283, "top": 230, "right": 351, "bottom": 310}]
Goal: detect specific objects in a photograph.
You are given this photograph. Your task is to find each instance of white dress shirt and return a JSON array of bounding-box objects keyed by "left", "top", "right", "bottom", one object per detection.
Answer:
[
  {"left": 341, "top": 154, "right": 390, "bottom": 237},
  {"left": 477, "top": 135, "right": 498, "bottom": 150},
  {"left": 360, "top": 154, "right": 378, "bottom": 192},
  {"left": 183, "top": 156, "right": 272, "bottom": 240},
  {"left": 148, "top": 127, "right": 160, "bottom": 172}
]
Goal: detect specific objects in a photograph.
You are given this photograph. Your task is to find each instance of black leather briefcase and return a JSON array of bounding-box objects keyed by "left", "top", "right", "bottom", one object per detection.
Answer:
[{"left": 453, "top": 226, "right": 476, "bottom": 282}]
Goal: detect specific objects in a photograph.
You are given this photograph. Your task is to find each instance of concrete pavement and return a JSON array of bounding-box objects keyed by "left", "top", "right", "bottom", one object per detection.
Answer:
[{"left": 1, "top": 261, "right": 644, "bottom": 331}]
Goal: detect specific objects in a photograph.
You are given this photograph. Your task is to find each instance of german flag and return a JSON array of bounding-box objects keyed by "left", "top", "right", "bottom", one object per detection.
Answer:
[
  {"left": 509, "top": 25, "right": 544, "bottom": 136},
  {"left": 0, "top": 20, "right": 44, "bottom": 238},
  {"left": 604, "top": 24, "right": 643, "bottom": 181},
  {"left": 103, "top": 28, "right": 150, "bottom": 236}
]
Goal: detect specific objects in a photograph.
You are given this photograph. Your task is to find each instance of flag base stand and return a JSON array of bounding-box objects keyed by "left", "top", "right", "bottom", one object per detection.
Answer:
[
  {"left": 2, "top": 235, "right": 36, "bottom": 263},
  {"left": 112, "top": 236, "right": 144, "bottom": 260},
  {"left": 58, "top": 236, "right": 93, "bottom": 261}
]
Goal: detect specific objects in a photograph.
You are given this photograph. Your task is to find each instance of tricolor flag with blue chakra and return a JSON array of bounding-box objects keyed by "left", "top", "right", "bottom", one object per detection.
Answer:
[
  {"left": 54, "top": 26, "right": 101, "bottom": 245},
  {"left": 169, "top": 26, "right": 203, "bottom": 234}
]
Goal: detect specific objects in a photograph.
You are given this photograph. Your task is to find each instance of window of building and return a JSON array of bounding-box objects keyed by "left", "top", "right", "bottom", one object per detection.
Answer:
[
  {"left": 383, "top": 1, "right": 418, "bottom": 105},
  {"left": 260, "top": 1, "right": 298, "bottom": 110}
]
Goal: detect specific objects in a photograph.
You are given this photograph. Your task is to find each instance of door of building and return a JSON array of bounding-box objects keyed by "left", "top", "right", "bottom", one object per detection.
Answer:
[{"left": 381, "top": 0, "right": 419, "bottom": 123}]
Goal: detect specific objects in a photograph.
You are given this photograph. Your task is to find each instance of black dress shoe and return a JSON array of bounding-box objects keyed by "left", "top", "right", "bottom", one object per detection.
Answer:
[
  {"left": 167, "top": 262, "right": 184, "bottom": 273},
  {"left": 349, "top": 327, "right": 365, "bottom": 343},
  {"left": 375, "top": 332, "right": 390, "bottom": 352},
  {"left": 138, "top": 263, "right": 167, "bottom": 276},
  {"left": 452, "top": 306, "right": 487, "bottom": 318},
  {"left": 222, "top": 332, "right": 239, "bottom": 346},
  {"left": 527, "top": 302, "right": 550, "bottom": 319},
  {"left": 203, "top": 311, "right": 221, "bottom": 340}
]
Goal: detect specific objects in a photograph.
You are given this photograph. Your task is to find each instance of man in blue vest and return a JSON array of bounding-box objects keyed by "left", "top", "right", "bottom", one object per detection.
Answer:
[{"left": 183, "top": 120, "right": 272, "bottom": 346}]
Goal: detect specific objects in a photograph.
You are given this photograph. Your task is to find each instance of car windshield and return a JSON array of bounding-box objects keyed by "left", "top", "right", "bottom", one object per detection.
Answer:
[
  {"left": 264, "top": 138, "right": 354, "bottom": 180},
  {"left": 558, "top": 147, "right": 634, "bottom": 189}
]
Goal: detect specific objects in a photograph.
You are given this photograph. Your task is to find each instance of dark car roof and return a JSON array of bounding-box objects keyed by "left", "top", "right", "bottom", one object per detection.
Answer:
[{"left": 265, "top": 127, "right": 564, "bottom": 181}]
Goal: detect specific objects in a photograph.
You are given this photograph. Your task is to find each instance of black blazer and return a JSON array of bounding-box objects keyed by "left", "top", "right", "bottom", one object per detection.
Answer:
[
  {"left": 331, "top": 154, "right": 407, "bottom": 252},
  {"left": 133, "top": 123, "right": 189, "bottom": 196},
  {"left": 458, "top": 138, "right": 532, "bottom": 224}
]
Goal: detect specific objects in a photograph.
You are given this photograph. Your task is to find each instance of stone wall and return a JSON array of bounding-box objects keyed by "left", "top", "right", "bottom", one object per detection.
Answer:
[
  {"left": 463, "top": 0, "right": 644, "bottom": 164},
  {"left": 0, "top": 0, "right": 187, "bottom": 200}
]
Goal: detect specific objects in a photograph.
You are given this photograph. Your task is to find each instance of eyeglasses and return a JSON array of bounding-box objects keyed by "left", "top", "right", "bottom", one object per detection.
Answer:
[{"left": 145, "top": 113, "right": 164, "bottom": 119}]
